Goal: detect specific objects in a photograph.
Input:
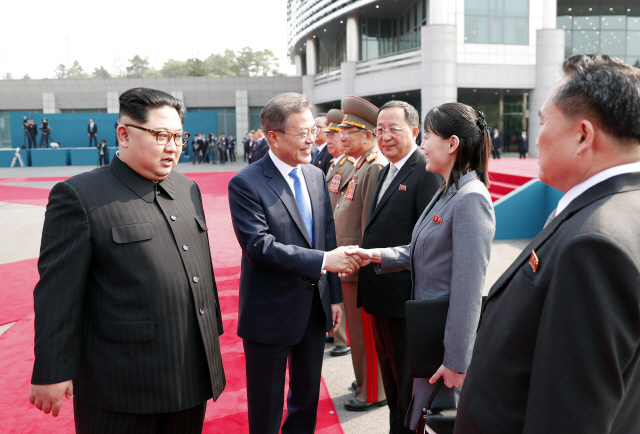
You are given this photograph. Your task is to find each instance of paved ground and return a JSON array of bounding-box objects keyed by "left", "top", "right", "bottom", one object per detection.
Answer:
[{"left": 0, "top": 159, "right": 530, "bottom": 434}]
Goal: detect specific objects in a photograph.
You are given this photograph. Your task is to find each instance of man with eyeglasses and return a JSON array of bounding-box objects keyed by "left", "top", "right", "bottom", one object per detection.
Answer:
[
  {"left": 358, "top": 101, "right": 441, "bottom": 432},
  {"left": 333, "top": 95, "right": 389, "bottom": 412},
  {"left": 228, "top": 92, "right": 364, "bottom": 434},
  {"left": 29, "top": 87, "right": 226, "bottom": 434}
]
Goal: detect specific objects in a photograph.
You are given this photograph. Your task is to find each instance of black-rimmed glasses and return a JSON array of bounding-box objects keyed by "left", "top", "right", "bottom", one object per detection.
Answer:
[{"left": 125, "top": 124, "right": 190, "bottom": 146}]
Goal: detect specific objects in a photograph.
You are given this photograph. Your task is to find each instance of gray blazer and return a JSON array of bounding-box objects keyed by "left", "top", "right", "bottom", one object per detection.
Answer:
[{"left": 377, "top": 170, "right": 495, "bottom": 428}]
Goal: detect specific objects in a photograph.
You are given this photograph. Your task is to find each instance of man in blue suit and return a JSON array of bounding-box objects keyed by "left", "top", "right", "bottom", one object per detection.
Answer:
[{"left": 228, "top": 92, "right": 363, "bottom": 434}]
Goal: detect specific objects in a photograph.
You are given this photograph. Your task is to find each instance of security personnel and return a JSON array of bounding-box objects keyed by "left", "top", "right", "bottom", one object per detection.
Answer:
[{"left": 334, "top": 96, "right": 388, "bottom": 411}]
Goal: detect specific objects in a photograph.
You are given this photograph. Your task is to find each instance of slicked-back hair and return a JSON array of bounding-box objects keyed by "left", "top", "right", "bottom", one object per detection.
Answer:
[
  {"left": 261, "top": 93, "right": 312, "bottom": 141},
  {"left": 424, "top": 102, "right": 491, "bottom": 195},
  {"left": 378, "top": 100, "right": 420, "bottom": 127},
  {"left": 119, "top": 87, "right": 185, "bottom": 125},
  {"left": 554, "top": 54, "right": 640, "bottom": 142},
  {"left": 316, "top": 112, "right": 328, "bottom": 118}
]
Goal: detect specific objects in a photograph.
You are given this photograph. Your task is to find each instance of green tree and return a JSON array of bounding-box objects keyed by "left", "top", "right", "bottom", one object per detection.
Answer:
[
  {"left": 185, "top": 58, "right": 207, "bottom": 76},
  {"left": 67, "top": 60, "right": 89, "bottom": 79},
  {"left": 161, "top": 59, "right": 188, "bottom": 77},
  {"left": 204, "top": 50, "right": 237, "bottom": 76},
  {"left": 126, "top": 55, "right": 158, "bottom": 78},
  {"left": 22, "top": 74, "right": 31, "bottom": 79},
  {"left": 2, "top": 72, "right": 13, "bottom": 80},
  {"left": 92, "top": 66, "right": 111, "bottom": 78},
  {"left": 54, "top": 64, "right": 68, "bottom": 79}
]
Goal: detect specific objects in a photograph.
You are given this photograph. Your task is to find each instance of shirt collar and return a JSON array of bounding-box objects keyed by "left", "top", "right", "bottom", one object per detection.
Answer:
[
  {"left": 389, "top": 145, "right": 418, "bottom": 173},
  {"left": 316, "top": 142, "right": 326, "bottom": 152},
  {"left": 556, "top": 162, "right": 640, "bottom": 216},
  {"left": 269, "top": 149, "right": 300, "bottom": 179}
]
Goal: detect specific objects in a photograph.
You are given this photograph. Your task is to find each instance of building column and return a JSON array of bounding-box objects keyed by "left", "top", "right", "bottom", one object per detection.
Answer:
[
  {"left": 420, "top": 24, "right": 457, "bottom": 121},
  {"left": 235, "top": 90, "right": 249, "bottom": 139},
  {"left": 346, "top": 12, "right": 359, "bottom": 62},
  {"left": 107, "top": 92, "right": 119, "bottom": 114},
  {"left": 42, "top": 93, "right": 58, "bottom": 114},
  {"left": 306, "top": 37, "right": 317, "bottom": 76},
  {"left": 528, "top": 29, "right": 564, "bottom": 157},
  {"left": 294, "top": 54, "right": 303, "bottom": 76}
]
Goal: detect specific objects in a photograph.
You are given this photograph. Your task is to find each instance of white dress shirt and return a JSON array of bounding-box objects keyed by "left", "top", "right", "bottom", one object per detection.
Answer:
[{"left": 556, "top": 162, "right": 640, "bottom": 216}]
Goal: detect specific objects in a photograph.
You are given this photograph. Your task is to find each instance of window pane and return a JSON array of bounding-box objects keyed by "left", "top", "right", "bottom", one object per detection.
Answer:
[
  {"left": 557, "top": 15, "right": 572, "bottom": 31},
  {"left": 491, "top": 17, "right": 504, "bottom": 43},
  {"left": 601, "top": 30, "right": 626, "bottom": 56},
  {"left": 465, "top": 0, "right": 489, "bottom": 16},
  {"left": 627, "top": 31, "right": 640, "bottom": 55},
  {"left": 504, "top": 17, "right": 528, "bottom": 45},
  {"left": 571, "top": 30, "right": 600, "bottom": 55},
  {"left": 627, "top": 56, "right": 640, "bottom": 68},
  {"left": 628, "top": 8, "right": 640, "bottom": 30},
  {"left": 490, "top": 0, "right": 504, "bottom": 16},
  {"left": 504, "top": 0, "right": 528, "bottom": 17},
  {"left": 564, "top": 30, "right": 573, "bottom": 58},
  {"left": 465, "top": 16, "right": 490, "bottom": 43},
  {"left": 572, "top": 5, "right": 600, "bottom": 31}
]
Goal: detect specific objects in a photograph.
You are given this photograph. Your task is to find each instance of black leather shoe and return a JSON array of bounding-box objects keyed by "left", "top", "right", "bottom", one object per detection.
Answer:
[
  {"left": 330, "top": 346, "right": 351, "bottom": 357},
  {"left": 325, "top": 335, "right": 334, "bottom": 343},
  {"left": 344, "top": 399, "right": 387, "bottom": 412},
  {"left": 351, "top": 380, "right": 357, "bottom": 391}
]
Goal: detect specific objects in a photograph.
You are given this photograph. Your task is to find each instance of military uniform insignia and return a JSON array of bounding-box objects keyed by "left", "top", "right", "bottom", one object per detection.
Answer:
[
  {"left": 329, "top": 171, "right": 342, "bottom": 193},
  {"left": 345, "top": 176, "right": 357, "bottom": 200},
  {"left": 432, "top": 215, "right": 442, "bottom": 225},
  {"left": 347, "top": 156, "right": 356, "bottom": 164},
  {"left": 366, "top": 151, "right": 378, "bottom": 163},
  {"left": 317, "top": 160, "right": 322, "bottom": 165},
  {"left": 529, "top": 250, "right": 539, "bottom": 273},
  {"left": 330, "top": 158, "right": 335, "bottom": 164},
  {"left": 399, "top": 184, "right": 407, "bottom": 191},
  {"left": 356, "top": 158, "right": 366, "bottom": 170}
]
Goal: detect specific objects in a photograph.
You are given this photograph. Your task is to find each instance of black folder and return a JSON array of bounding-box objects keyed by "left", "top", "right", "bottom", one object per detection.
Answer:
[{"left": 405, "top": 297, "right": 450, "bottom": 378}]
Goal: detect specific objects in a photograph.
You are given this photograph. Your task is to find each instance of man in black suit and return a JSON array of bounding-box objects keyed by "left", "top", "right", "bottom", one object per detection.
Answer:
[
  {"left": 243, "top": 131, "right": 253, "bottom": 162},
  {"left": 228, "top": 134, "right": 237, "bottom": 162},
  {"left": 88, "top": 118, "right": 98, "bottom": 147},
  {"left": 29, "top": 87, "right": 225, "bottom": 434},
  {"left": 491, "top": 127, "right": 502, "bottom": 159},
  {"left": 358, "top": 101, "right": 440, "bottom": 433},
  {"left": 456, "top": 54, "right": 640, "bottom": 433},
  {"left": 248, "top": 128, "right": 269, "bottom": 163},
  {"left": 311, "top": 113, "right": 331, "bottom": 174},
  {"left": 228, "top": 92, "right": 363, "bottom": 434},
  {"left": 27, "top": 118, "right": 38, "bottom": 148},
  {"left": 517, "top": 129, "right": 528, "bottom": 158}
]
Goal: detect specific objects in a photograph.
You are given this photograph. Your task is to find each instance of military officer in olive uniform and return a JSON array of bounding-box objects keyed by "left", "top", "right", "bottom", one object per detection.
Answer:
[
  {"left": 325, "top": 109, "right": 353, "bottom": 357},
  {"left": 334, "top": 96, "right": 388, "bottom": 411}
]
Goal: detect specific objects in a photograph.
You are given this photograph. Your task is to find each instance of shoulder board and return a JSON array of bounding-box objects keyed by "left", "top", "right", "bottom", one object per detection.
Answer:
[
  {"left": 330, "top": 158, "right": 335, "bottom": 163},
  {"left": 356, "top": 157, "right": 366, "bottom": 170},
  {"left": 347, "top": 156, "right": 356, "bottom": 163},
  {"left": 366, "top": 152, "right": 378, "bottom": 163},
  {"left": 338, "top": 156, "right": 348, "bottom": 166}
]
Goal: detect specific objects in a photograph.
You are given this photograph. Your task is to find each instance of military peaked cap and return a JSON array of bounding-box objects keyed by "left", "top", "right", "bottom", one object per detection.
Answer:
[
  {"left": 338, "top": 96, "right": 379, "bottom": 132},
  {"left": 325, "top": 109, "right": 344, "bottom": 132}
]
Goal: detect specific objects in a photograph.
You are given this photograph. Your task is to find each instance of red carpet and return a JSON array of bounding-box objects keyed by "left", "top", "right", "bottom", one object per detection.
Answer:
[
  {"left": 0, "top": 171, "right": 342, "bottom": 434},
  {"left": 488, "top": 158, "right": 540, "bottom": 201}
]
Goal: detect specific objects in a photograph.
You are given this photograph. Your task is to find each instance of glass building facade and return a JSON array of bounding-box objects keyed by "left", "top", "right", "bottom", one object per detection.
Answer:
[
  {"left": 558, "top": 3, "right": 640, "bottom": 66},
  {"left": 464, "top": 0, "right": 530, "bottom": 45}
]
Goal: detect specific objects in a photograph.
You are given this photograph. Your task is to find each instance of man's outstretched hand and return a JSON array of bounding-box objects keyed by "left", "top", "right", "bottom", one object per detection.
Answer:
[
  {"left": 324, "top": 246, "right": 364, "bottom": 275},
  {"left": 29, "top": 380, "right": 73, "bottom": 417}
]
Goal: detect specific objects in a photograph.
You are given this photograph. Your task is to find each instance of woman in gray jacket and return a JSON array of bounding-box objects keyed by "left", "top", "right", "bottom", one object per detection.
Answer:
[{"left": 349, "top": 102, "right": 495, "bottom": 430}]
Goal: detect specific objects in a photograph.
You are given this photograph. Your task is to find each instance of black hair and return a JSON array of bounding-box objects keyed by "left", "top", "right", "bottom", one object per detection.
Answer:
[
  {"left": 554, "top": 54, "right": 640, "bottom": 143},
  {"left": 423, "top": 102, "right": 491, "bottom": 196},
  {"left": 119, "top": 87, "right": 185, "bottom": 125}
]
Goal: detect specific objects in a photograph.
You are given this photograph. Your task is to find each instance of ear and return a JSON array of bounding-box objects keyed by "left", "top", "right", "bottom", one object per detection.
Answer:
[
  {"left": 364, "top": 130, "right": 373, "bottom": 143},
  {"left": 117, "top": 125, "right": 129, "bottom": 148},
  {"left": 448, "top": 135, "right": 460, "bottom": 155},
  {"left": 576, "top": 119, "right": 595, "bottom": 156},
  {"left": 267, "top": 130, "right": 279, "bottom": 149},
  {"left": 411, "top": 125, "right": 420, "bottom": 141}
]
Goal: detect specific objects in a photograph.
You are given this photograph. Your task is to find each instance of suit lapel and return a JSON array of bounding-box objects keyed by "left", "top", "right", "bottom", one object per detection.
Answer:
[
  {"left": 264, "top": 154, "right": 313, "bottom": 248},
  {"left": 486, "top": 172, "right": 640, "bottom": 303},
  {"left": 366, "top": 164, "right": 389, "bottom": 226}
]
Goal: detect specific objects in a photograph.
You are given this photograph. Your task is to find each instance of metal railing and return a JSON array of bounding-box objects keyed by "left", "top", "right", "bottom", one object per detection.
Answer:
[{"left": 356, "top": 49, "right": 421, "bottom": 75}]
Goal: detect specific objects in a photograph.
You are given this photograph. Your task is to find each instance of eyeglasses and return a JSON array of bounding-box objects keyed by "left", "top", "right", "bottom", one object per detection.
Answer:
[
  {"left": 125, "top": 124, "right": 190, "bottom": 146},
  {"left": 373, "top": 127, "right": 409, "bottom": 137},
  {"left": 277, "top": 127, "right": 320, "bottom": 141},
  {"left": 340, "top": 129, "right": 365, "bottom": 139}
]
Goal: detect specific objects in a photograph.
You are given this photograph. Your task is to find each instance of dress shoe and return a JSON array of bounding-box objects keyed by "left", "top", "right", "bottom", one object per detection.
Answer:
[
  {"left": 344, "top": 398, "right": 387, "bottom": 412},
  {"left": 330, "top": 346, "right": 351, "bottom": 357},
  {"left": 351, "top": 380, "right": 357, "bottom": 391},
  {"left": 325, "top": 334, "right": 334, "bottom": 343}
]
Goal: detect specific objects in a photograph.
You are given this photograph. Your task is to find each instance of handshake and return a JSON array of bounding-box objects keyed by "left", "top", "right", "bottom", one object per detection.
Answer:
[{"left": 324, "top": 246, "right": 382, "bottom": 276}]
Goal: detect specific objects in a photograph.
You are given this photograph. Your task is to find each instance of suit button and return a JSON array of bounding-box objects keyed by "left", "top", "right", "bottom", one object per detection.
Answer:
[
  {"left": 199, "top": 308, "right": 205, "bottom": 315},
  {"left": 183, "top": 245, "right": 189, "bottom": 251},
  {"left": 171, "top": 215, "right": 177, "bottom": 221},
  {"left": 193, "top": 276, "right": 199, "bottom": 283}
]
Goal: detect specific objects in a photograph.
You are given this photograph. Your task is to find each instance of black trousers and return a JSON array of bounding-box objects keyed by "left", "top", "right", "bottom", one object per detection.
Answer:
[
  {"left": 89, "top": 135, "right": 98, "bottom": 147},
  {"left": 242, "top": 290, "right": 326, "bottom": 434},
  {"left": 371, "top": 314, "right": 414, "bottom": 434},
  {"left": 74, "top": 398, "right": 207, "bottom": 434}
]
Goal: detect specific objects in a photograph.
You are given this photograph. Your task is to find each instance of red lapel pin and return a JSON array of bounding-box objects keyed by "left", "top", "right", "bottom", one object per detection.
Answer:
[
  {"left": 432, "top": 215, "right": 442, "bottom": 225},
  {"left": 399, "top": 184, "right": 407, "bottom": 191}
]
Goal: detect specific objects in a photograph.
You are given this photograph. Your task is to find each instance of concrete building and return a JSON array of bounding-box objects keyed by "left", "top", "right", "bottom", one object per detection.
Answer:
[{"left": 288, "top": 0, "right": 640, "bottom": 156}]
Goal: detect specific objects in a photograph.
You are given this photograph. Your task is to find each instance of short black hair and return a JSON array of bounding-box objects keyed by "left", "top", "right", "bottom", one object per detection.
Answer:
[
  {"left": 378, "top": 100, "right": 419, "bottom": 126},
  {"left": 554, "top": 54, "right": 640, "bottom": 142},
  {"left": 119, "top": 87, "right": 185, "bottom": 125}
]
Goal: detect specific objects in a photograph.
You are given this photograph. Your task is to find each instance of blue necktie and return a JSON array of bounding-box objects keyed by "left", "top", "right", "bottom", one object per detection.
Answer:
[{"left": 289, "top": 168, "right": 313, "bottom": 245}]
